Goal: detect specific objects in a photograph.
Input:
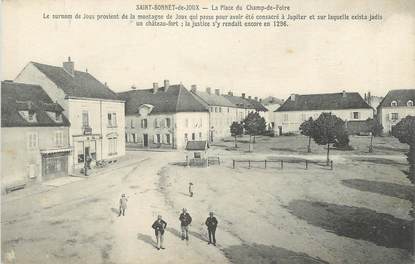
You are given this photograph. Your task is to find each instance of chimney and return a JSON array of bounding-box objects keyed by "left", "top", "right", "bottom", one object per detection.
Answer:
[
  {"left": 164, "top": 80, "right": 169, "bottom": 92},
  {"left": 242, "top": 93, "right": 246, "bottom": 99},
  {"left": 191, "top": 85, "right": 197, "bottom": 93},
  {"left": 206, "top": 87, "right": 211, "bottom": 94},
  {"left": 152, "top": 82, "right": 158, "bottom": 93},
  {"left": 215, "top": 89, "right": 220, "bottom": 96},
  {"left": 290, "top": 94, "right": 296, "bottom": 101},
  {"left": 248, "top": 96, "right": 252, "bottom": 100},
  {"left": 342, "top": 90, "right": 346, "bottom": 98},
  {"left": 228, "top": 91, "right": 233, "bottom": 96},
  {"left": 131, "top": 85, "right": 136, "bottom": 90},
  {"left": 63, "top": 56, "right": 75, "bottom": 77},
  {"left": 254, "top": 96, "right": 258, "bottom": 101},
  {"left": 259, "top": 98, "right": 262, "bottom": 102}
]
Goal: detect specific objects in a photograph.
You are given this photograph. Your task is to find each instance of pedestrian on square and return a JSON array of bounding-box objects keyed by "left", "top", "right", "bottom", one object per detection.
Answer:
[
  {"left": 205, "top": 212, "right": 218, "bottom": 246},
  {"left": 118, "top": 194, "right": 128, "bottom": 217},
  {"left": 152, "top": 215, "right": 167, "bottom": 250},
  {"left": 189, "top": 182, "right": 194, "bottom": 197},
  {"left": 179, "top": 208, "right": 192, "bottom": 240}
]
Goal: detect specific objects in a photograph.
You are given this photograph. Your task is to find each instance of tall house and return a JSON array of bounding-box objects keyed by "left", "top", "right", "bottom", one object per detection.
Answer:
[
  {"left": 377, "top": 89, "right": 415, "bottom": 134},
  {"left": 118, "top": 81, "right": 209, "bottom": 149},
  {"left": 190, "top": 86, "right": 238, "bottom": 142},
  {"left": 274, "top": 91, "right": 373, "bottom": 135},
  {"left": 15, "top": 58, "right": 125, "bottom": 171},
  {"left": 1, "top": 81, "right": 71, "bottom": 191}
]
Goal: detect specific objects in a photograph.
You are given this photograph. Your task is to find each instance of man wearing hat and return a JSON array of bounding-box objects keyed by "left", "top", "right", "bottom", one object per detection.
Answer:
[
  {"left": 205, "top": 212, "right": 218, "bottom": 246},
  {"left": 179, "top": 208, "right": 192, "bottom": 240},
  {"left": 118, "top": 194, "right": 128, "bottom": 217},
  {"left": 152, "top": 215, "right": 167, "bottom": 250}
]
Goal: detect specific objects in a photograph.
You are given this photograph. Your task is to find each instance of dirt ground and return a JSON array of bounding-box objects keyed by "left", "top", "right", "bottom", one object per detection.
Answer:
[{"left": 1, "top": 138, "right": 414, "bottom": 264}]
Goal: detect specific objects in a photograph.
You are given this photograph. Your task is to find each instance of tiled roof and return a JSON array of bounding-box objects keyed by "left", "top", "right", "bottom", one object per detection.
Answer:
[
  {"left": 186, "top": 140, "right": 208, "bottom": 151},
  {"left": 191, "top": 91, "right": 235, "bottom": 107},
  {"left": 31, "top": 62, "right": 120, "bottom": 100},
  {"left": 1, "top": 81, "right": 70, "bottom": 127},
  {"left": 262, "top": 96, "right": 284, "bottom": 105},
  {"left": 276, "top": 92, "right": 372, "bottom": 112},
  {"left": 118, "top": 85, "right": 209, "bottom": 115},
  {"left": 223, "top": 95, "right": 268, "bottom": 111},
  {"left": 378, "top": 89, "right": 415, "bottom": 108}
]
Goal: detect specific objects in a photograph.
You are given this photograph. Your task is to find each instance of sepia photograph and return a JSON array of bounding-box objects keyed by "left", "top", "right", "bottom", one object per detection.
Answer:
[{"left": 1, "top": 0, "right": 415, "bottom": 263}]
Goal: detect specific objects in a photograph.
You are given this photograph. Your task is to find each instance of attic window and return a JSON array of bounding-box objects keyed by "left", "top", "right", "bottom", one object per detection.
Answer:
[
  {"left": 46, "top": 111, "right": 63, "bottom": 123},
  {"left": 19, "top": 110, "right": 37, "bottom": 123},
  {"left": 391, "top": 101, "right": 398, "bottom": 107},
  {"left": 407, "top": 100, "right": 414, "bottom": 107}
]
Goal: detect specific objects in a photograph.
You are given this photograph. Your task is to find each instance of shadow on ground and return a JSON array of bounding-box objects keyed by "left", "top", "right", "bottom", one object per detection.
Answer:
[
  {"left": 351, "top": 157, "right": 406, "bottom": 166},
  {"left": 222, "top": 243, "right": 329, "bottom": 264},
  {"left": 288, "top": 200, "right": 413, "bottom": 252},
  {"left": 137, "top": 233, "right": 156, "bottom": 249},
  {"left": 166, "top": 227, "right": 208, "bottom": 242},
  {"left": 342, "top": 179, "right": 415, "bottom": 201}
]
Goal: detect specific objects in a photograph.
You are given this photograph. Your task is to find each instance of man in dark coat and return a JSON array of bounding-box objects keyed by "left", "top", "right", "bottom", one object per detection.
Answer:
[
  {"left": 205, "top": 212, "right": 218, "bottom": 246},
  {"left": 179, "top": 208, "right": 192, "bottom": 240},
  {"left": 152, "top": 215, "right": 167, "bottom": 250}
]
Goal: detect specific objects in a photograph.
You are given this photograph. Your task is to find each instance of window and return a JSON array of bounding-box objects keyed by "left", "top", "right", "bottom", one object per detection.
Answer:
[
  {"left": 132, "top": 133, "right": 136, "bottom": 143},
  {"left": 192, "top": 133, "right": 196, "bottom": 140},
  {"left": 107, "top": 113, "right": 117, "bottom": 127},
  {"left": 131, "top": 119, "right": 135, "bottom": 128},
  {"left": 219, "top": 107, "right": 222, "bottom": 113},
  {"left": 352, "top": 112, "right": 360, "bottom": 119},
  {"left": 141, "top": 119, "right": 147, "bottom": 129},
  {"left": 82, "top": 111, "right": 89, "bottom": 127},
  {"left": 27, "top": 132, "right": 38, "bottom": 150},
  {"left": 154, "top": 118, "right": 160, "bottom": 128},
  {"left": 108, "top": 137, "right": 118, "bottom": 155},
  {"left": 227, "top": 107, "right": 230, "bottom": 113},
  {"left": 54, "top": 131, "right": 64, "bottom": 146},
  {"left": 194, "top": 152, "right": 201, "bottom": 159},
  {"left": 199, "top": 132, "right": 202, "bottom": 139},
  {"left": 408, "top": 100, "right": 414, "bottom": 107},
  {"left": 166, "top": 134, "right": 171, "bottom": 144},
  {"left": 77, "top": 141, "right": 84, "bottom": 163},
  {"left": 391, "top": 101, "right": 398, "bottom": 107},
  {"left": 157, "top": 134, "right": 161, "bottom": 143},
  {"left": 283, "top": 113, "right": 288, "bottom": 122},
  {"left": 166, "top": 118, "right": 171, "bottom": 128},
  {"left": 19, "top": 110, "right": 37, "bottom": 123},
  {"left": 184, "top": 133, "right": 188, "bottom": 141},
  {"left": 391, "top": 113, "right": 399, "bottom": 121}
]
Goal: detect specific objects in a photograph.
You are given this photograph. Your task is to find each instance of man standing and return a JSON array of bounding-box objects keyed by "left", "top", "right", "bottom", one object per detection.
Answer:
[
  {"left": 179, "top": 208, "right": 192, "bottom": 240},
  {"left": 188, "top": 182, "right": 194, "bottom": 197},
  {"left": 205, "top": 212, "right": 218, "bottom": 246},
  {"left": 118, "top": 194, "right": 128, "bottom": 217},
  {"left": 152, "top": 215, "right": 167, "bottom": 250}
]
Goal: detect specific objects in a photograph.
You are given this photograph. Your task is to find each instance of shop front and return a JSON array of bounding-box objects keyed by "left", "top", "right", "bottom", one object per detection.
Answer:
[
  {"left": 73, "top": 134, "right": 102, "bottom": 170},
  {"left": 40, "top": 148, "right": 72, "bottom": 181}
]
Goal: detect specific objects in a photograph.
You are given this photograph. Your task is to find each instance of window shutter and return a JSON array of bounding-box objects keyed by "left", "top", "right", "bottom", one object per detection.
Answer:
[{"left": 153, "top": 135, "right": 157, "bottom": 143}]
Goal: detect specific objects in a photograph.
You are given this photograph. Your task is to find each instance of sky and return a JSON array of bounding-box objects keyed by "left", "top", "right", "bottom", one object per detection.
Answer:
[{"left": 2, "top": 0, "right": 415, "bottom": 99}]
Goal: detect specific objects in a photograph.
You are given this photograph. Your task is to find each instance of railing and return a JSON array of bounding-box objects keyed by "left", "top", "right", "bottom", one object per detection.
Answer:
[{"left": 232, "top": 159, "right": 334, "bottom": 170}]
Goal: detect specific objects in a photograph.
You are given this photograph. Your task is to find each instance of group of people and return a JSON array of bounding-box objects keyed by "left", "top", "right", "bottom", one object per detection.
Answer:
[
  {"left": 118, "top": 184, "right": 218, "bottom": 251},
  {"left": 151, "top": 209, "right": 218, "bottom": 250}
]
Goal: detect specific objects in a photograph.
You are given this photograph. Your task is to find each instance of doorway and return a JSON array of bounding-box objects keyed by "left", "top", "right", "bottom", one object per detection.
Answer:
[{"left": 143, "top": 134, "right": 148, "bottom": 147}]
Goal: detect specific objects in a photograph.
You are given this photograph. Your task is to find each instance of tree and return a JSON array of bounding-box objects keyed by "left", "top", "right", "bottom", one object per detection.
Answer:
[
  {"left": 392, "top": 116, "right": 415, "bottom": 182},
  {"left": 243, "top": 112, "right": 266, "bottom": 152},
  {"left": 367, "top": 118, "right": 383, "bottom": 153},
  {"left": 230, "top": 121, "right": 244, "bottom": 148},
  {"left": 311, "top": 112, "right": 346, "bottom": 165},
  {"left": 299, "top": 117, "right": 314, "bottom": 153}
]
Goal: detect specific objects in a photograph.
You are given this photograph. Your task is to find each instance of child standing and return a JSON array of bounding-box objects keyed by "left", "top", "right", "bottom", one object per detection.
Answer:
[{"left": 119, "top": 194, "right": 128, "bottom": 216}]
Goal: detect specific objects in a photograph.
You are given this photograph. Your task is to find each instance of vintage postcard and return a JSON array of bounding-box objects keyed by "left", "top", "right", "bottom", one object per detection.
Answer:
[{"left": 1, "top": 0, "right": 414, "bottom": 263}]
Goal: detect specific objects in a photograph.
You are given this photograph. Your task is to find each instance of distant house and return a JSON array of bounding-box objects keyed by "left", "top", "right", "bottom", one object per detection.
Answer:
[
  {"left": 363, "top": 92, "right": 383, "bottom": 114},
  {"left": 15, "top": 57, "right": 125, "bottom": 172},
  {"left": 190, "top": 86, "right": 238, "bottom": 142},
  {"left": 274, "top": 91, "right": 374, "bottom": 134},
  {"left": 377, "top": 89, "right": 415, "bottom": 134},
  {"left": 223, "top": 92, "right": 268, "bottom": 123},
  {"left": 261, "top": 96, "right": 283, "bottom": 130},
  {"left": 118, "top": 81, "right": 209, "bottom": 149},
  {"left": 1, "top": 81, "right": 71, "bottom": 191}
]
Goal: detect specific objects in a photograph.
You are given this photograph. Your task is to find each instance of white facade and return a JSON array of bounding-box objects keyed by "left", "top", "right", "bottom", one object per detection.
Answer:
[
  {"left": 207, "top": 106, "right": 239, "bottom": 141},
  {"left": 274, "top": 108, "right": 374, "bottom": 134},
  {"left": 15, "top": 62, "right": 125, "bottom": 170},
  {"left": 378, "top": 106, "right": 415, "bottom": 134}
]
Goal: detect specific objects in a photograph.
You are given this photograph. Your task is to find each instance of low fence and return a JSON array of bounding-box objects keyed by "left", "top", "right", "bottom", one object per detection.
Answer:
[{"left": 232, "top": 159, "right": 334, "bottom": 170}]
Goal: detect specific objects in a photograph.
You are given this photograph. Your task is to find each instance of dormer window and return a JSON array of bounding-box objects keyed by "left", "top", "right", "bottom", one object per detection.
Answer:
[
  {"left": 407, "top": 100, "right": 414, "bottom": 107},
  {"left": 46, "top": 111, "right": 63, "bottom": 123},
  {"left": 391, "top": 101, "right": 398, "bottom": 107},
  {"left": 19, "top": 110, "right": 37, "bottom": 123}
]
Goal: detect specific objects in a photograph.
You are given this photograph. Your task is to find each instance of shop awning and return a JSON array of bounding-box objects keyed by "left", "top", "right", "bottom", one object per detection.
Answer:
[{"left": 40, "top": 147, "right": 72, "bottom": 155}]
